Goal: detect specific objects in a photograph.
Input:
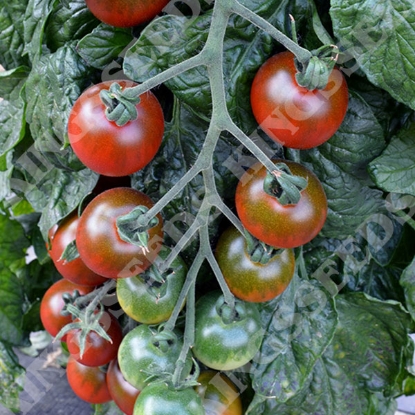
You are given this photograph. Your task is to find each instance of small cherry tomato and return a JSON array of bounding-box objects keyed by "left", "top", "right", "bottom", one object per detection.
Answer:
[
  {"left": 66, "top": 356, "right": 112, "bottom": 404},
  {"left": 235, "top": 159, "right": 327, "bottom": 249},
  {"left": 250, "top": 51, "right": 348, "bottom": 149},
  {"left": 215, "top": 227, "right": 295, "bottom": 302},
  {"left": 107, "top": 359, "right": 141, "bottom": 415},
  {"left": 68, "top": 80, "right": 164, "bottom": 177},
  {"left": 48, "top": 211, "right": 108, "bottom": 287},
  {"left": 66, "top": 310, "right": 123, "bottom": 367}
]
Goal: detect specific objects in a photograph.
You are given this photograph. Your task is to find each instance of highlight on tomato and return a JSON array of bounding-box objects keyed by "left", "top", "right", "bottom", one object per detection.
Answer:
[
  {"left": 250, "top": 51, "right": 348, "bottom": 149},
  {"left": 68, "top": 80, "right": 164, "bottom": 177}
]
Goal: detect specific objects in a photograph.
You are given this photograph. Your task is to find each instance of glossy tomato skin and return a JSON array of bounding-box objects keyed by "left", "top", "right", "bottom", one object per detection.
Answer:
[
  {"left": 40, "top": 279, "right": 94, "bottom": 341},
  {"left": 250, "top": 51, "right": 348, "bottom": 149},
  {"left": 195, "top": 370, "right": 243, "bottom": 415},
  {"left": 118, "top": 324, "right": 192, "bottom": 391},
  {"left": 66, "top": 356, "right": 112, "bottom": 404},
  {"left": 68, "top": 80, "right": 164, "bottom": 177},
  {"left": 193, "top": 291, "right": 263, "bottom": 371},
  {"left": 133, "top": 382, "right": 205, "bottom": 415},
  {"left": 48, "top": 211, "right": 108, "bottom": 287},
  {"left": 235, "top": 159, "right": 327, "bottom": 249},
  {"left": 76, "top": 187, "right": 164, "bottom": 279},
  {"left": 215, "top": 227, "right": 295, "bottom": 302},
  {"left": 107, "top": 359, "right": 141, "bottom": 415},
  {"left": 85, "top": 0, "right": 169, "bottom": 28},
  {"left": 116, "top": 246, "right": 187, "bottom": 324},
  {"left": 66, "top": 311, "right": 123, "bottom": 367}
]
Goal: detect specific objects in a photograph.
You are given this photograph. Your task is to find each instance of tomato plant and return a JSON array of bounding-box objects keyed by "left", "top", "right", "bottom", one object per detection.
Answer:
[
  {"left": 133, "top": 382, "right": 205, "bottom": 415},
  {"left": 40, "top": 279, "right": 94, "bottom": 341},
  {"left": 47, "top": 210, "right": 108, "bottom": 287},
  {"left": 215, "top": 226, "right": 295, "bottom": 302},
  {"left": 107, "top": 359, "right": 141, "bottom": 415},
  {"left": 76, "top": 187, "right": 164, "bottom": 279},
  {"left": 235, "top": 159, "right": 328, "bottom": 249},
  {"left": 193, "top": 291, "right": 263, "bottom": 371},
  {"left": 85, "top": 0, "right": 169, "bottom": 28},
  {"left": 116, "top": 246, "right": 187, "bottom": 324},
  {"left": 195, "top": 370, "right": 243, "bottom": 415},
  {"left": 250, "top": 51, "right": 349, "bottom": 149},
  {"left": 66, "top": 310, "right": 123, "bottom": 367},
  {"left": 68, "top": 80, "right": 164, "bottom": 177},
  {"left": 66, "top": 356, "right": 112, "bottom": 404},
  {"left": 3, "top": 0, "right": 415, "bottom": 414}
]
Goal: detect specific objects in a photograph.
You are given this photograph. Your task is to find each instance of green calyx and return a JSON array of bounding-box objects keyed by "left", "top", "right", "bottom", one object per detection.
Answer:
[
  {"left": 215, "top": 295, "right": 247, "bottom": 325},
  {"left": 116, "top": 205, "right": 159, "bottom": 251},
  {"left": 295, "top": 44, "right": 339, "bottom": 90},
  {"left": 140, "top": 264, "right": 173, "bottom": 301},
  {"left": 244, "top": 229, "right": 281, "bottom": 265},
  {"left": 263, "top": 162, "right": 308, "bottom": 206},
  {"left": 100, "top": 82, "right": 141, "bottom": 127},
  {"left": 54, "top": 303, "right": 112, "bottom": 358}
]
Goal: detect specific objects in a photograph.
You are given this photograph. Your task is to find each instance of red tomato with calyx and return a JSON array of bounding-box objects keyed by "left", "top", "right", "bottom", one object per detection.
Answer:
[
  {"left": 107, "top": 359, "right": 141, "bottom": 415},
  {"left": 250, "top": 51, "right": 348, "bottom": 149},
  {"left": 76, "top": 187, "right": 164, "bottom": 279},
  {"left": 48, "top": 211, "right": 108, "bottom": 287},
  {"left": 66, "top": 356, "right": 112, "bottom": 404},
  {"left": 40, "top": 279, "right": 94, "bottom": 341},
  {"left": 215, "top": 226, "right": 295, "bottom": 303},
  {"left": 85, "top": 0, "right": 169, "bottom": 28},
  {"left": 68, "top": 80, "right": 164, "bottom": 177},
  {"left": 235, "top": 159, "right": 327, "bottom": 249},
  {"left": 66, "top": 311, "right": 123, "bottom": 367}
]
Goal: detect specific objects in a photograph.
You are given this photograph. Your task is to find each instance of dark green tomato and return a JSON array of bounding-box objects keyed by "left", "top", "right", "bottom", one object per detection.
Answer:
[
  {"left": 107, "top": 359, "right": 141, "bottom": 415},
  {"left": 116, "top": 246, "right": 187, "bottom": 324},
  {"left": 195, "top": 370, "right": 243, "bottom": 415},
  {"left": 235, "top": 159, "right": 327, "bottom": 249},
  {"left": 134, "top": 383, "right": 205, "bottom": 415},
  {"left": 76, "top": 187, "right": 164, "bottom": 279},
  {"left": 117, "top": 324, "right": 192, "bottom": 390},
  {"left": 215, "top": 227, "right": 295, "bottom": 303},
  {"left": 193, "top": 291, "right": 263, "bottom": 371}
]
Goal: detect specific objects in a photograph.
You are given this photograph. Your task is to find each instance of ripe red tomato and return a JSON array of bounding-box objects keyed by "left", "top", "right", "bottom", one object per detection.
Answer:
[
  {"left": 107, "top": 359, "right": 141, "bottom": 415},
  {"left": 250, "top": 51, "right": 348, "bottom": 149},
  {"left": 76, "top": 187, "right": 164, "bottom": 279},
  {"left": 235, "top": 159, "right": 327, "bottom": 249},
  {"left": 48, "top": 211, "right": 108, "bottom": 287},
  {"left": 66, "top": 310, "right": 123, "bottom": 367},
  {"left": 85, "top": 0, "right": 169, "bottom": 28},
  {"left": 68, "top": 80, "right": 164, "bottom": 177},
  {"left": 40, "top": 279, "right": 94, "bottom": 341},
  {"left": 215, "top": 226, "right": 295, "bottom": 302},
  {"left": 66, "top": 356, "right": 112, "bottom": 404}
]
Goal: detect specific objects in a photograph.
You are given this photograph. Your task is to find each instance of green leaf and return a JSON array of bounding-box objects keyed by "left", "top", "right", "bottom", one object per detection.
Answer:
[
  {"left": 0, "top": 342, "right": 25, "bottom": 413},
  {"left": 400, "top": 256, "right": 415, "bottom": 321},
  {"left": 44, "top": 0, "right": 99, "bottom": 52},
  {"left": 247, "top": 293, "right": 414, "bottom": 415},
  {"left": 250, "top": 274, "right": 338, "bottom": 402},
  {"left": 368, "top": 122, "right": 415, "bottom": 196},
  {"left": 24, "top": 42, "right": 95, "bottom": 170},
  {"left": 298, "top": 91, "right": 386, "bottom": 239},
  {"left": 0, "top": 0, "right": 30, "bottom": 68},
  {"left": 23, "top": 0, "right": 56, "bottom": 62},
  {"left": 77, "top": 23, "right": 134, "bottom": 70},
  {"left": 330, "top": 0, "right": 415, "bottom": 110}
]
